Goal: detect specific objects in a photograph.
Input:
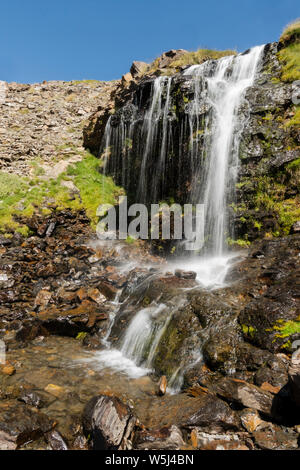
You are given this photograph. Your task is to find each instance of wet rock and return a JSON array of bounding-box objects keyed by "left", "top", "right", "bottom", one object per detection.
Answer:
[
  {"left": 0, "top": 400, "right": 54, "bottom": 450},
  {"left": 134, "top": 426, "right": 185, "bottom": 450},
  {"left": 1, "top": 363, "right": 16, "bottom": 376},
  {"left": 185, "top": 394, "right": 240, "bottom": 431},
  {"left": 239, "top": 272, "right": 300, "bottom": 353},
  {"left": 45, "top": 430, "right": 68, "bottom": 450},
  {"left": 175, "top": 269, "right": 197, "bottom": 280},
  {"left": 210, "top": 377, "right": 283, "bottom": 419},
  {"left": 253, "top": 423, "right": 299, "bottom": 450},
  {"left": 82, "top": 395, "right": 136, "bottom": 450},
  {"left": 97, "top": 281, "right": 118, "bottom": 301},
  {"left": 44, "top": 384, "right": 66, "bottom": 398},
  {"left": 289, "top": 348, "right": 300, "bottom": 407},
  {"left": 19, "top": 391, "right": 43, "bottom": 409},
  {"left": 240, "top": 408, "right": 264, "bottom": 433},
  {"left": 37, "top": 300, "right": 108, "bottom": 337}
]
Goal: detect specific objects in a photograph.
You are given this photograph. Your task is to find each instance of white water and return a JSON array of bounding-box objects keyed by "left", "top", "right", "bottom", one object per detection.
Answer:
[
  {"left": 89, "top": 303, "right": 170, "bottom": 379},
  {"left": 137, "top": 76, "right": 172, "bottom": 203},
  {"left": 184, "top": 45, "right": 264, "bottom": 255}
]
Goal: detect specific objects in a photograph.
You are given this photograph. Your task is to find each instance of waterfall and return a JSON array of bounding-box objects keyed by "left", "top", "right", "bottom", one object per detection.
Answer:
[
  {"left": 89, "top": 303, "right": 172, "bottom": 379},
  {"left": 94, "top": 46, "right": 265, "bottom": 390},
  {"left": 184, "top": 45, "right": 264, "bottom": 254}
]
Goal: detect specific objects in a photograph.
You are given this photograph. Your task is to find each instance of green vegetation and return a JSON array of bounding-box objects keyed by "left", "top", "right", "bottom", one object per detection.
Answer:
[
  {"left": 279, "top": 18, "right": 300, "bottom": 46},
  {"left": 278, "top": 19, "right": 300, "bottom": 82},
  {"left": 227, "top": 237, "right": 251, "bottom": 247},
  {"left": 147, "top": 48, "right": 236, "bottom": 75},
  {"left": 0, "top": 152, "right": 123, "bottom": 235},
  {"left": 273, "top": 318, "right": 300, "bottom": 339},
  {"left": 285, "top": 106, "right": 300, "bottom": 128}
]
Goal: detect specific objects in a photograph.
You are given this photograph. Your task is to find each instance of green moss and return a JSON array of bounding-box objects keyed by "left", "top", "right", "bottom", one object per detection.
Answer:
[
  {"left": 273, "top": 318, "right": 300, "bottom": 338},
  {"left": 76, "top": 332, "right": 88, "bottom": 341},
  {"left": 242, "top": 324, "right": 256, "bottom": 339},
  {"left": 227, "top": 237, "right": 250, "bottom": 247}
]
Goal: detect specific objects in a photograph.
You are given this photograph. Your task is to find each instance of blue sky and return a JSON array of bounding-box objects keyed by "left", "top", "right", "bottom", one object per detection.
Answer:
[{"left": 1, "top": 0, "right": 299, "bottom": 83}]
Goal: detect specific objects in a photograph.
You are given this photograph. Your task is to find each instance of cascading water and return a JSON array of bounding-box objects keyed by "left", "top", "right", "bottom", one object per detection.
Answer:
[
  {"left": 95, "top": 45, "right": 265, "bottom": 390},
  {"left": 185, "top": 45, "right": 264, "bottom": 255}
]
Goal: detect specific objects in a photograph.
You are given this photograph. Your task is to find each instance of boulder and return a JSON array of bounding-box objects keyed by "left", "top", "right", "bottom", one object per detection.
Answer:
[
  {"left": 185, "top": 394, "right": 240, "bottom": 431},
  {"left": 82, "top": 395, "right": 136, "bottom": 450},
  {"left": 130, "top": 61, "right": 148, "bottom": 78},
  {"left": 288, "top": 348, "right": 300, "bottom": 407}
]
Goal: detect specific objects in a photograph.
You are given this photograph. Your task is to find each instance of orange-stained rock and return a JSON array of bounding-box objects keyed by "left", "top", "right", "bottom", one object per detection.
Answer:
[{"left": 158, "top": 376, "right": 167, "bottom": 396}]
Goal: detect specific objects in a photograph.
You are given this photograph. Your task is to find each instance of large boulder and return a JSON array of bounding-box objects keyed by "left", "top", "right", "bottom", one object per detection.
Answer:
[
  {"left": 288, "top": 348, "right": 300, "bottom": 407},
  {"left": 82, "top": 395, "right": 136, "bottom": 450}
]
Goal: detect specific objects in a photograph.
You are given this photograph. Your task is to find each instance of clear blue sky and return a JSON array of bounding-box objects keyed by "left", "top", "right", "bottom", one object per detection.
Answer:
[{"left": 1, "top": 0, "right": 299, "bottom": 83}]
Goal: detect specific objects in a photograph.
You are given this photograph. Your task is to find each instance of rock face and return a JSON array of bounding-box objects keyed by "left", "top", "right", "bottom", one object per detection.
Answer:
[
  {"left": 82, "top": 395, "right": 136, "bottom": 450},
  {"left": 84, "top": 41, "right": 299, "bottom": 239}
]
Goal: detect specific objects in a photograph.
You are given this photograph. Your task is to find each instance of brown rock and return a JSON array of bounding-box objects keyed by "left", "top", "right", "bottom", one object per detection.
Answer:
[
  {"left": 121, "top": 73, "right": 133, "bottom": 85},
  {"left": 260, "top": 382, "right": 281, "bottom": 394},
  {"left": 130, "top": 61, "right": 149, "bottom": 78},
  {"left": 253, "top": 424, "right": 299, "bottom": 450},
  {"left": 135, "top": 426, "right": 185, "bottom": 450},
  {"left": 158, "top": 376, "right": 167, "bottom": 396},
  {"left": 240, "top": 408, "right": 264, "bottom": 433},
  {"left": 98, "top": 281, "right": 118, "bottom": 300},
  {"left": 211, "top": 377, "right": 282, "bottom": 418},
  {"left": 1, "top": 363, "right": 16, "bottom": 376}
]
